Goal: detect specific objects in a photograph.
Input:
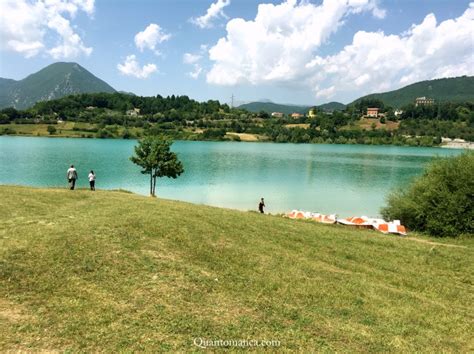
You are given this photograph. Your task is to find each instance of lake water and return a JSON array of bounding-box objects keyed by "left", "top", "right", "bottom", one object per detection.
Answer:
[{"left": 0, "top": 136, "right": 463, "bottom": 217}]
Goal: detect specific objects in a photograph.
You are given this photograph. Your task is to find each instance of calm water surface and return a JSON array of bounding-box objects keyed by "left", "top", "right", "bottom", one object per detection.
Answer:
[{"left": 0, "top": 136, "right": 463, "bottom": 216}]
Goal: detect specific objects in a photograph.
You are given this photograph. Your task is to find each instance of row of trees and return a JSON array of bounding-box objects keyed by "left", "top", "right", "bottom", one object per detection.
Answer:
[{"left": 1, "top": 92, "right": 473, "bottom": 144}]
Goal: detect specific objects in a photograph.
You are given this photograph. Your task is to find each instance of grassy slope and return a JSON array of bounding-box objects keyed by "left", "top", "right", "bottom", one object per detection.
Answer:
[
  {"left": 0, "top": 187, "right": 473, "bottom": 351},
  {"left": 351, "top": 76, "right": 474, "bottom": 108},
  {"left": 1, "top": 122, "right": 144, "bottom": 139}
]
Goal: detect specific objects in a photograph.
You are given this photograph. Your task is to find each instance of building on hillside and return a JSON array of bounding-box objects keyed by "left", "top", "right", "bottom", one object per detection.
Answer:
[
  {"left": 271, "top": 112, "right": 284, "bottom": 118},
  {"left": 126, "top": 108, "right": 140, "bottom": 116},
  {"left": 394, "top": 109, "right": 404, "bottom": 117},
  {"left": 308, "top": 108, "right": 317, "bottom": 118},
  {"left": 366, "top": 107, "right": 379, "bottom": 118},
  {"left": 291, "top": 113, "right": 304, "bottom": 119},
  {"left": 415, "top": 97, "right": 434, "bottom": 107}
]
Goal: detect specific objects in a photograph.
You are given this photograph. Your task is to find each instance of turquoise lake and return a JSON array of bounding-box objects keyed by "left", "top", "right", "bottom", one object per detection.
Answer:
[{"left": 0, "top": 136, "right": 463, "bottom": 216}]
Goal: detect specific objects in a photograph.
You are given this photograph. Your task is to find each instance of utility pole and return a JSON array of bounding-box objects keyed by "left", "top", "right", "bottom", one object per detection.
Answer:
[{"left": 230, "top": 94, "right": 234, "bottom": 109}]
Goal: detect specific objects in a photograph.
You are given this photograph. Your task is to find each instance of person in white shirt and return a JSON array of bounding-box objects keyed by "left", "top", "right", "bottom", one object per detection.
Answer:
[
  {"left": 66, "top": 165, "right": 78, "bottom": 190},
  {"left": 88, "top": 170, "right": 96, "bottom": 191}
]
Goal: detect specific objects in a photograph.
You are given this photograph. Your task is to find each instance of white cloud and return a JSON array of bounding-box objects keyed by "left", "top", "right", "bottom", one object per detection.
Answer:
[
  {"left": 207, "top": 0, "right": 474, "bottom": 102},
  {"left": 183, "top": 53, "right": 202, "bottom": 64},
  {"left": 47, "top": 14, "right": 93, "bottom": 58},
  {"left": 0, "top": 0, "right": 94, "bottom": 59},
  {"left": 206, "top": 0, "right": 386, "bottom": 86},
  {"left": 183, "top": 46, "right": 209, "bottom": 79},
  {"left": 117, "top": 55, "right": 157, "bottom": 79},
  {"left": 316, "top": 86, "right": 336, "bottom": 99},
  {"left": 308, "top": 4, "right": 474, "bottom": 99},
  {"left": 134, "top": 23, "right": 170, "bottom": 55},
  {"left": 191, "top": 0, "right": 231, "bottom": 29},
  {"left": 189, "top": 66, "right": 203, "bottom": 79}
]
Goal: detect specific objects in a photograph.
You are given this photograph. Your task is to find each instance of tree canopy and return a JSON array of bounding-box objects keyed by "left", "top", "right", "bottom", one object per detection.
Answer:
[
  {"left": 130, "top": 136, "right": 184, "bottom": 196},
  {"left": 381, "top": 152, "right": 474, "bottom": 237}
]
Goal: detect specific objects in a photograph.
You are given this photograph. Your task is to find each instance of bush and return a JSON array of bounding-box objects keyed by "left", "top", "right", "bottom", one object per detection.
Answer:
[
  {"left": 0, "top": 127, "right": 16, "bottom": 135},
  {"left": 98, "top": 128, "right": 114, "bottom": 138},
  {"left": 47, "top": 125, "right": 57, "bottom": 135},
  {"left": 381, "top": 152, "right": 474, "bottom": 237}
]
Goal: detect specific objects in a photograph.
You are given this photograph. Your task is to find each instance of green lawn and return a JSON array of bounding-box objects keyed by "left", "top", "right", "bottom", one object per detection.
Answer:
[
  {"left": 0, "top": 186, "right": 472, "bottom": 351},
  {"left": 0, "top": 123, "right": 144, "bottom": 138}
]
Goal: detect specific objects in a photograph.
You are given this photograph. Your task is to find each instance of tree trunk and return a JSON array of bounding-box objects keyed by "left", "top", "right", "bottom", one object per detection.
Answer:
[
  {"left": 150, "top": 172, "right": 153, "bottom": 196},
  {"left": 153, "top": 174, "right": 157, "bottom": 197}
]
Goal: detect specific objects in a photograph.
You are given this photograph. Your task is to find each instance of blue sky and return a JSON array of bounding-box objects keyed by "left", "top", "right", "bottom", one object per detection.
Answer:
[{"left": 0, "top": 0, "right": 473, "bottom": 105}]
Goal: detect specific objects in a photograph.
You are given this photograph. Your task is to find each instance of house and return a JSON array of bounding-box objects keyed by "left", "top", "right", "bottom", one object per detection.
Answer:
[
  {"left": 271, "top": 112, "right": 284, "bottom": 118},
  {"left": 415, "top": 97, "right": 434, "bottom": 107},
  {"left": 291, "top": 113, "right": 304, "bottom": 119},
  {"left": 366, "top": 107, "right": 379, "bottom": 118},
  {"left": 308, "top": 108, "right": 317, "bottom": 118},
  {"left": 126, "top": 108, "right": 141, "bottom": 116},
  {"left": 394, "top": 109, "right": 404, "bottom": 117}
]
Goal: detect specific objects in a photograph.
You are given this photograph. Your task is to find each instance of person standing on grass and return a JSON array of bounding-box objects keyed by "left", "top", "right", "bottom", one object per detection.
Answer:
[
  {"left": 88, "top": 170, "right": 96, "bottom": 191},
  {"left": 258, "top": 197, "right": 265, "bottom": 214},
  {"left": 66, "top": 165, "right": 78, "bottom": 190}
]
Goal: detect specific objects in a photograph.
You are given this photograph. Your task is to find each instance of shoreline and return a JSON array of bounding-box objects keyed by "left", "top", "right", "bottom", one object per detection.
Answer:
[
  {"left": 2, "top": 133, "right": 473, "bottom": 150},
  {"left": 440, "top": 142, "right": 474, "bottom": 150}
]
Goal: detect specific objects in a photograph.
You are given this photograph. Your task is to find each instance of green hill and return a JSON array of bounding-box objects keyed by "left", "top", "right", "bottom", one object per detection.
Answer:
[
  {"left": 351, "top": 76, "right": 474, "bottom": 108},
  {"left": 238, "top": 101, "right": 345, "bottom": 115},
  {"left": 318, "top": 101, "right": 346, "bottom": 111},
  {"left": 238, "top": 101, "right": 311, "bottom": 115},
  {"left": 0, "top": 186, "right": 472, "bottom": 351},
  {"left": 0, "top": 62, "right": 116, "bottom": 109}
]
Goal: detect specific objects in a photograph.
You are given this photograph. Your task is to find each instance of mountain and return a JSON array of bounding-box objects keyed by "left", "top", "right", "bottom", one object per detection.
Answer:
[
  {"left": 0, "top": 62, "right": 116, "bottom": 109},
  {"left": 238, "top": 101, "right": 346, "bottom": 115},
  {"left": 351, "top": 76, "right": 474, "bottom": 108},
  {"left": 238, "top": 102, "right": 310, "bottom": 115},
  {"left": 317, "top": 101, "right": 346, "bottom": 111}
]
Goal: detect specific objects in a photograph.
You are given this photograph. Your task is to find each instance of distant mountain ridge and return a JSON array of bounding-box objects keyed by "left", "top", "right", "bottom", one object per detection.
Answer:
[
  {"left": 238, "top": 101, "right": 346, "bottom": 115},
  {"left": 238, "top": 77, "right": 473, "bottom": 114},
  {"left": 350, "top": 76, "right": 474, "bottom": 108},
  {"left": 0, "top": 62, "right": 116, "bottom": 109}
]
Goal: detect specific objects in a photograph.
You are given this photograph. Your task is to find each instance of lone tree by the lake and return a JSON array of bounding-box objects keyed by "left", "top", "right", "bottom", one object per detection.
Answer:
[{"left": 130, "top": 136, "right": 184, "bottom": 197}]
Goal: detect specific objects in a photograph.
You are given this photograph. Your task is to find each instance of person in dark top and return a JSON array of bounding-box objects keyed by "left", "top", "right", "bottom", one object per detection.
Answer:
[
  {"left": 258, "top": 198, "right": 265, "bottom": 214},
  {"left": 88, "top": 170, "right": 96, "bottom": 191}
]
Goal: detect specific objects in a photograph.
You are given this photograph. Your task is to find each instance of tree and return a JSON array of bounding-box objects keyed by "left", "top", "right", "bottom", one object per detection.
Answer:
[
  {"left": 47, "top": 125, "right": 57, "bottom": 135},
  {"left": 130, "top": 136, "right": 184, "bottom": 197},
  {"left": 381, "top": 152, "right": 473, "bottom": 237}
]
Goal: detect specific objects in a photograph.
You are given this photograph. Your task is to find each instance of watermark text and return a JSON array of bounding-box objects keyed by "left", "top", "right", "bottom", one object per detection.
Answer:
[{"left": 193, "top": 337, "right": 281, "bottom": 349}]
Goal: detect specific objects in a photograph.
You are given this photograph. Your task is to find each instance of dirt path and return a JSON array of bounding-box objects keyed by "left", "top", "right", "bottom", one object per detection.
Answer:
[{"left": 403, "top": 237, "right": 468, "bottom": 249}]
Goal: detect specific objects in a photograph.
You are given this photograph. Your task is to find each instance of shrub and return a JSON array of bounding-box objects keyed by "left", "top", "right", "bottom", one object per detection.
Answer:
[
  {"left": 98, "top": 128, "right": 114, "bottom": 138},
  {"left": 0, "top": 127, "right": 16, "bottom": 135},
  {"left": 381, "top": 152, "right": 474, "bottom": 237},
  {"left": 47, "top": 125, "right": 57, "bottom": 135}
]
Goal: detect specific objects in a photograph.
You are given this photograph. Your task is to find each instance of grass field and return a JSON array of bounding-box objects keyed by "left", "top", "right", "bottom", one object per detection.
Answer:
[
  {"left": 0, "top": 122, "right": 144, "bottom": 138},
  {"left": 0, "top": 186, "right": 472, "bottom": 351}
]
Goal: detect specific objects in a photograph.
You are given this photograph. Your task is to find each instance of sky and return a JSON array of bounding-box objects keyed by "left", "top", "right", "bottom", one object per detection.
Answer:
[{"left": 0, "top": 0, "right": 473, "bottom": 106}]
